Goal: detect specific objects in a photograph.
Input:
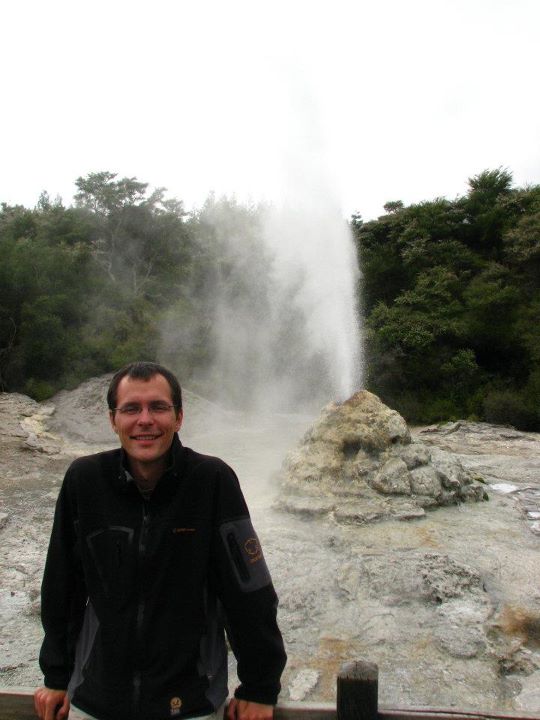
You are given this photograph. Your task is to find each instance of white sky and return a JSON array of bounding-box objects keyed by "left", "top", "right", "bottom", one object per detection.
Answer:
[{"left": 2, "top": 0, "right": 539, "bottom": 220}]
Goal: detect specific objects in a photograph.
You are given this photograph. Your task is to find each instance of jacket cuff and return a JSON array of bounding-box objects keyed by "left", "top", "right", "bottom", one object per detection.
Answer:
[
  {"left": 44, "top": 674, "right": 69, "bottom": 691},
  {"left": 234, "top": 684, "right": 280, "bottom": 706}
]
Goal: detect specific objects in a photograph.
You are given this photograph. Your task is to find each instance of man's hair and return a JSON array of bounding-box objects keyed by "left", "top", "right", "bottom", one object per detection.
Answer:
[{"left": 107, "top": 362, "right": 183, "bottom": 414}]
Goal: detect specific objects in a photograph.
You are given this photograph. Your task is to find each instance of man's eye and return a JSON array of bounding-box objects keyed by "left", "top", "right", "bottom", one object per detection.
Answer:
[
  {"left": 121, "top": 405, "right": 141, "bottom": 415},
  {"left": 150, "top": 403, "right": 171, "bottom": 413}
]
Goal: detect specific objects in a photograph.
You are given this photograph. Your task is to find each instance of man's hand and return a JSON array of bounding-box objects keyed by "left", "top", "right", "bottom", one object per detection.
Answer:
[
  {"left": 34, "top": 687, "right": 70, "bottom": 720},
  {"left": 226, "top": 698, "right": 274, "bottom": 720}
]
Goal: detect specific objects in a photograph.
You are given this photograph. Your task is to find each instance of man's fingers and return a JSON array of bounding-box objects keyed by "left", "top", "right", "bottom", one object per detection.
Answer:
[
  {"left": 33, "top": 687, "right": 68, "bottom": 720},
  {"left": 56, "top": 693, "right": 70, "bottom": 720},
  {"left": 226, "top": 698, "right": 238, "bottom": 720},
  {"left": 234, "top": 700, "right": 274, "bottom": 720},
  {"left": 44, "top": 694, "right": 56, "bottom": 720},
  {"left": 34, "top": 687, "right": 43, "bottom": 719}
]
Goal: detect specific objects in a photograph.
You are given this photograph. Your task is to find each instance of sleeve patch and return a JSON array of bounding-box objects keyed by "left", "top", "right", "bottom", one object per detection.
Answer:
[{"left": 219, "top": 517, "right": 271, "bottom": 592}]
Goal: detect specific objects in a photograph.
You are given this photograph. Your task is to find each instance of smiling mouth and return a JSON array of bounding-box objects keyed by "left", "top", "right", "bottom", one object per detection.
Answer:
[{"left": 131, "top": 434, "right": 163, "bottom": 441}]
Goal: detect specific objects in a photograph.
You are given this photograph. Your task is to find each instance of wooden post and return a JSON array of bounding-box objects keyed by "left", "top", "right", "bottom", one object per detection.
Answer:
[
  {"left": 0, "top": 688, "right": 36, "bottom": 720},
  {"left": 337, "top": 660, "right": 378, "bottom": 720}
]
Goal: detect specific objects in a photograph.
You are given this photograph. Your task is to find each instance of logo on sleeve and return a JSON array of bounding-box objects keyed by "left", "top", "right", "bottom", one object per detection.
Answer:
[
  {"left": 219, "top": 517, "right": 271, "bottom": 591},
  {"left": 244, "top": 537, "right": 262, "bottom": 563}
]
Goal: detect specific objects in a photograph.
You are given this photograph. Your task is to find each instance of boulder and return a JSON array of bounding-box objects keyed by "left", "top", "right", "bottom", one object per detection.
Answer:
[
  {"left": 409, "top": 466, "right": 442, "bottom": 497},
  {"left": 278, "top": 390, "right": 488, "bottom": 523},
  {"left": 371, "top": 458, "right": 412, "bottom": 495}
]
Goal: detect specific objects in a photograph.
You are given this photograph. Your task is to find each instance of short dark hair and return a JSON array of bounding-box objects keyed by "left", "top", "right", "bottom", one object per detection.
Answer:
[{"left": 107, "top": 362, "right": 183, "bottom": 414}]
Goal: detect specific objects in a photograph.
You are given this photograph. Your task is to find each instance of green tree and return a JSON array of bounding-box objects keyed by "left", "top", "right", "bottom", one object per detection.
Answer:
[
  {"left": 461, "top": 168, "right": 515, "bottom": 259},
  {"left": 0, "top": 203, "right": 93, "bottom": 396},
  {"left": 74, "top": 172, "right": 193, "bottom": 303},
  {"left": 353, "top": 169, "right": 540, "bottom": 429}
]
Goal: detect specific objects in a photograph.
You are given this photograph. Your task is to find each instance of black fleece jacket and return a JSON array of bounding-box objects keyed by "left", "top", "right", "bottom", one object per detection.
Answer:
[{"left": 39, "top": 434, "right": 286, "bottom": 720}]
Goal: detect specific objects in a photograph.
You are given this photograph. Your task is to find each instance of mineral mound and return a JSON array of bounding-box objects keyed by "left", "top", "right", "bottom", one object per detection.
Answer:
[{"left": 277, "top": 390, "right": 488, "bottom": 523}]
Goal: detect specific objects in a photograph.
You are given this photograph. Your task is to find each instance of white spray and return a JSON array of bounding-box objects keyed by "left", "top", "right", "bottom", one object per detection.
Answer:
[
  {"left": 195, "top": 80, "right": 363, "bottom": 412},
  {"left": 262, "top": 199, "right": 361, "bottom": 405}
]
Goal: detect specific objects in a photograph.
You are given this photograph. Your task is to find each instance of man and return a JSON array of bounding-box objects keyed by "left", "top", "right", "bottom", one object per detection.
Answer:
[{"left": 34, "top": 362, "right": 286, "bottom": 720}]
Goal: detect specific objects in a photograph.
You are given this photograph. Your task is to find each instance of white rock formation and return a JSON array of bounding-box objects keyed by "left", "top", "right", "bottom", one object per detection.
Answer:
[{"left": 277, "top": 390, "right": 488, "bottom": 522}]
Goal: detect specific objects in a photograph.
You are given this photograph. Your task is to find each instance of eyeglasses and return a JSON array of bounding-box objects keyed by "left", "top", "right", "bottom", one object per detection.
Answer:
[{"left": 113, "top": 402, "right": 177, "bottom": 416}]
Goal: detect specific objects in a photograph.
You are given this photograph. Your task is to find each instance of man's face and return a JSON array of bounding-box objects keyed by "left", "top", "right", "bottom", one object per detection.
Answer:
[{"left": 109, "top": 373, "right": 182, "bottom": 473}]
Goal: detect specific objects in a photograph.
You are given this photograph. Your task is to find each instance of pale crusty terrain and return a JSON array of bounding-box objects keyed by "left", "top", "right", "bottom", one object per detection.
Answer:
[{"left": 0, "top": 383, "right": 539, "bottom": 712}]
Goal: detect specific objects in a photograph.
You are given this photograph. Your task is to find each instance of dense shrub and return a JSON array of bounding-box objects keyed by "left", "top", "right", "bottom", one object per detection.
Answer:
[{"left": 483, "top": 390, "right": 538, "bottom": 430}]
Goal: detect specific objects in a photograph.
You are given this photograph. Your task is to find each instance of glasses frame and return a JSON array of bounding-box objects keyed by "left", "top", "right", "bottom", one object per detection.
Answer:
[{"left": 112, "top": 402, "right": 178, "bottom": 416}]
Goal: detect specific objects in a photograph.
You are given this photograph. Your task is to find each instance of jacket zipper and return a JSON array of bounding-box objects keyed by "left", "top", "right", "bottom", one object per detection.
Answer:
[{"left": 132, "top": 500, "right": 150, "bottom": 718}]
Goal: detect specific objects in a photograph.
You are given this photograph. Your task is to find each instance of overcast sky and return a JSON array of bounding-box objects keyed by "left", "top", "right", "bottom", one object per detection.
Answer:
[{"left": 2, "top": 0, "right": 539, "bottom": 220}]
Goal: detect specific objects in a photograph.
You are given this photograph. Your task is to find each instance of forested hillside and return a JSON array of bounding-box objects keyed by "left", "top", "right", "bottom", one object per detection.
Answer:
[
  {"left": 0, "top": 172, "right": 260, "bottom": 401},
  {"left": 353, "top": 169, "right": 540, "bottom": 430},
  {"left": 1, "top": 168, "right": 539, "bottom": 429}
]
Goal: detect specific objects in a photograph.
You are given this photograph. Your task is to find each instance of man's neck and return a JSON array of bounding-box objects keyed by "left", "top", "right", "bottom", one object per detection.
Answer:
[{"left": 128, "top": 458, "right": 167, "bottom": 491}]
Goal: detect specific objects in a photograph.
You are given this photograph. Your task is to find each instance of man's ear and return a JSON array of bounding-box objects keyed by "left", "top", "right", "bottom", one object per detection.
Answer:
[
  {"left": 109, "top": 410, "right": 119, "bottom": 434},
  {"left": 175, "top": 410, "right": 183, "bottom": 433}
]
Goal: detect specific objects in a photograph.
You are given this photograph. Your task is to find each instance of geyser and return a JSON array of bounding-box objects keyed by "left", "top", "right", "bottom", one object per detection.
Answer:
[
  {"left": 203, "top": 195, "right": 363, "bottom": 413},
  {"left": 204, "top": 89, "right": 362, "bottom": 412},
  {"left": 264, "top": 198, "right": 362, "bottom": 402}
]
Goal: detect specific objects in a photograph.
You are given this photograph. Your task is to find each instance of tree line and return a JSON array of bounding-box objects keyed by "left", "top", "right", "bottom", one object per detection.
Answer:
[
  {"left": 0, "top": 172, "right": 263, "bottom": 402},
  {"left": 1, "top": 168, "right": 539, "bottom": 429},
  {"left": 353, "top": 168, "right": 540, "bottom": 430}
]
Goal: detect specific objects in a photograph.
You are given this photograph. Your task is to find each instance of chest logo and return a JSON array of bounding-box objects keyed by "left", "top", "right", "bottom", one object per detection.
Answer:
[{"left": 170, "top": 696, "right": 182, "bottom": 716}]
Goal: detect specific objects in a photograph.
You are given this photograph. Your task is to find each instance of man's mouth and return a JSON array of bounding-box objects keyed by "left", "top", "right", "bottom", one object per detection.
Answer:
[{"left": 131, "top": 434, "right": 162, "bottom": 441}]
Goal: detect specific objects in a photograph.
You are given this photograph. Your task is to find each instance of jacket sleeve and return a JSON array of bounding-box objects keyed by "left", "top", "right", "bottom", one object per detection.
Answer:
[
  {"left": 39, "top": 465, "right": 87, "bottom": 690},
  {"left": 210, "top": 462, "right": 286, "bottom": 706}
]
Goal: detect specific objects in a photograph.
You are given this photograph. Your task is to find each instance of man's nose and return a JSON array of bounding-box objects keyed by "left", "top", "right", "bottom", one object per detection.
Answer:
[{"left": 137, "top": 406, "right": 155, "bottom": 422}]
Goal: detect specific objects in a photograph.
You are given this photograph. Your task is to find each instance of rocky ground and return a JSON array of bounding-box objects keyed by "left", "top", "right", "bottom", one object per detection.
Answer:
[
  {"left": 418, "top": 420, "right": 540, "bottom": 536},
  {"left": 0, "top": 381, "right": 539, "bottom": 713}
]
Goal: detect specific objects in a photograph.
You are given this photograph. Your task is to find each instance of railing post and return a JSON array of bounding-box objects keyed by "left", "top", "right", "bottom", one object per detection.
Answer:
[{"left": 337, "top": 660, "right": 378, "bottom": 720}]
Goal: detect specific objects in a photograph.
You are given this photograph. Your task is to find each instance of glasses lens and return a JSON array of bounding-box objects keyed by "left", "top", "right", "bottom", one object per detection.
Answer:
[
  {"left": 117, "top": 403, "right": 174, "bottom": 415},
  {"left": 119, "top": 404, "right": 141, "bottom": 415},
  {"left": 149, "top": 402, "right": 173, "bottom": 414}
]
